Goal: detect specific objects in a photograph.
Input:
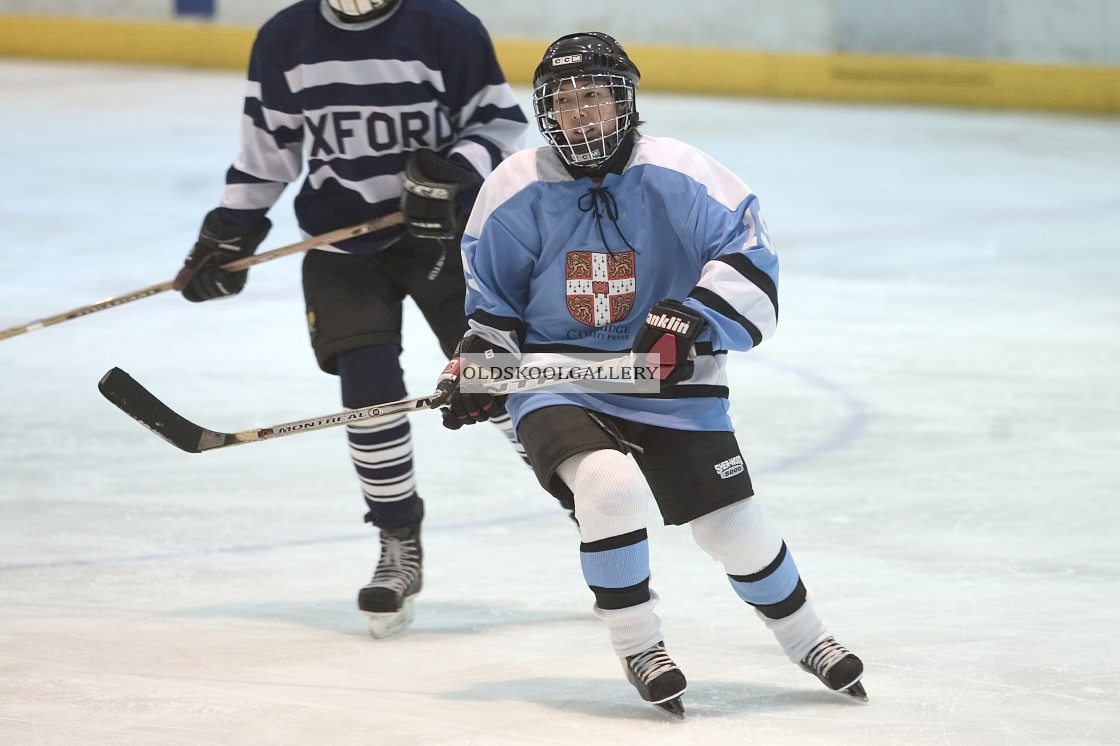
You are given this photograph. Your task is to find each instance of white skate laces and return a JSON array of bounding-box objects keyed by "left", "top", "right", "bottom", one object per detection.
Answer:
[
  {"left": 358, "top": 523, "right": 423, "bottom": 639},
  {"left": 799, "top": 637, "right": 868, "bottom": 701},
  {"left": 622, "top": 641, "right": 687, "bottom": 717},
  {"left": 628, "top": 645, "right": 678, "bottom": 687},
  {"left": 803, "top": 638, "right": 852, "bottom": 676},
  {"left": 368, "top": 533, "right": 420, "bottom": 594}
]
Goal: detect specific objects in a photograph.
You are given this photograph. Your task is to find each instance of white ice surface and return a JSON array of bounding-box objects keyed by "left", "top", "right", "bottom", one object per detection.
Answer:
[{"left": 1, "top": 60, "right": 1118, "bottom": 745}]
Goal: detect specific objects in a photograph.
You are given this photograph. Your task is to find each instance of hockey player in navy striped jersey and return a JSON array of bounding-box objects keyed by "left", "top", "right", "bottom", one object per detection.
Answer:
[
  {"left": 432, "top": 32, "right": 867, "bottom": 716},
  {"left": 172, "top": 0, "right": 530, "bottom": 638}
]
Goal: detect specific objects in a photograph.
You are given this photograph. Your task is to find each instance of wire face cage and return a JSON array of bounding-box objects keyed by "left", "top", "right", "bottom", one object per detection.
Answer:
[{"left": 533, "top": 73, "right": 636, "bottom": 168}]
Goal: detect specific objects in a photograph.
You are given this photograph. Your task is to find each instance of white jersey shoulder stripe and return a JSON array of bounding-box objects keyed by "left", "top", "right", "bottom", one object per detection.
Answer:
[
  {"left": 464, "top": 147, "right": 546, "bottom": 235},
  {"left": 461, "top": 81, "right": 523, "bottom": 119},
  {"left": 630, "top": 135, "right": 752, "bottom": 213},
  {"left": 284, "top": 58, "right": 445, "bottom": 94}
]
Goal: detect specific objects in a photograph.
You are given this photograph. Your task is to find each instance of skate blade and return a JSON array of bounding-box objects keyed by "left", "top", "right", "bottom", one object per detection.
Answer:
[
  {"left": 800, "top": 661, "right": 868, "bottom": 702},
  {"left": 655, "top": 696, "right": 685, "bottom": 719},
  {"left": 842, "top": 680, "right": 868, "bottom": 702},
  {"left": 365, "top": 597, "right": 416, "bottom": 639}
]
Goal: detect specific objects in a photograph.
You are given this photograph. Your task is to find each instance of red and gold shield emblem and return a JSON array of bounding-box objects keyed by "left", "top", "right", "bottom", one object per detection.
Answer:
[{"left": 565, "top": 251, "right": 636, "bottom": 327}]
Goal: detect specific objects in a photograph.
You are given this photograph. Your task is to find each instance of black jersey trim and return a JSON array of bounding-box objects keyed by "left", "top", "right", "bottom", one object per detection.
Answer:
[
  {"left": 716, "top": 253, "right": 779, "bottom": 320},
  {"left": 689, "top": 287, "right": 764, "bottom": 348},
  {"left": 468, "top": 309, "right": 527, "bottom": 338}
]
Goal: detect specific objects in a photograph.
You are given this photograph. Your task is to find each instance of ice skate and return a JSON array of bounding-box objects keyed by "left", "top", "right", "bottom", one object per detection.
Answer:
[
  {"left": 622, "top": 641, "right": 687, "bottom": 718},
  {"left": 358, "top": 521, "right": 422, "bottom": 639},
  {"left": 799, "top": 637, "right": 867, "bottom": 701}
]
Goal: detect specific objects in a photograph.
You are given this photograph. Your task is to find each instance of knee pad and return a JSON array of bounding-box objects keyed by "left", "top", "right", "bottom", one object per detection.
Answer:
[
  {"left": 689, "top": 498, "right": 784, "bottom": 575},
  {"left": 556, "top": 450, "right": 648, "bottom": 543}
]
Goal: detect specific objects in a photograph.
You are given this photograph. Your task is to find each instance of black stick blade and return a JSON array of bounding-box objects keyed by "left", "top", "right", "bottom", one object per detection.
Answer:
[{"left": 98, "top": 367, "right": 217, "bottom": 453}]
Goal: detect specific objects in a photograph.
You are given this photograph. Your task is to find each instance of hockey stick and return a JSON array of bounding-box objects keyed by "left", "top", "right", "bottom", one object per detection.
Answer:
[
  {"left": 98, "top": 367, "right": 437, "bottom": 453},
  {"left": 97, "top": 355, "right": 634, "bottom": 454},
  {"left": 0, "top": 213, "right": 403, "bottom": 342}
]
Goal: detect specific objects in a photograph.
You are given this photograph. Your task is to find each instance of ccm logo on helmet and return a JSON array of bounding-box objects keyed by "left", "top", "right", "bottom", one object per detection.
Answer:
[{"left": 552, "top": 54, "right": 584, "bottom": 66}]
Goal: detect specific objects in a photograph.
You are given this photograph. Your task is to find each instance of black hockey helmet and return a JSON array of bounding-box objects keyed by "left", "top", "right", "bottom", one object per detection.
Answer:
[
  {"left": 326, "top": 0, "right": 401, "bottom": 23},
  {"left": 532, "top": 32, "right": 641, "bottom": 168}
]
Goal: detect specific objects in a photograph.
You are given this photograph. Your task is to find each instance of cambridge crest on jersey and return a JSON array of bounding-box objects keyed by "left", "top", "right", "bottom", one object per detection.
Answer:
[{"left": 565, "top": 250, "right": 636, "bottom": 327}]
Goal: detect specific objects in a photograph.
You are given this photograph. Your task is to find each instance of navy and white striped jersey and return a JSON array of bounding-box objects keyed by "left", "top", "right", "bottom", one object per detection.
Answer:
[
  {"left": 216, "top": 0, "right": 528, "bottom": 254},
  {"left": 462, "top": 135, "right": 780, "bottom": 432}
]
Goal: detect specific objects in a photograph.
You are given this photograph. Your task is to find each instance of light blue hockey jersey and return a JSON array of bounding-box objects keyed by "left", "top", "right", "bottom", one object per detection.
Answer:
[
  {"left": 216, "top": 0, "right": 528, "bottom": 254},
  {"left": 462, "top": 135, "right": 779, "bottom": 432}
]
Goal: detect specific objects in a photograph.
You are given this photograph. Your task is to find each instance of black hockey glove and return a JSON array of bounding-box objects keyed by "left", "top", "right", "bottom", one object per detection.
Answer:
[
  {"left": 431, "top": 334, "right": 509, "bottom": 430},
  {"left": 401, "top": 149, "right": 480, "bottom": 240},
  {"left": 631, "top": 299, "right": 708, "bottom": 385},
  {"left": 174, "top": 209, "right": 271, "bottom": 303}
]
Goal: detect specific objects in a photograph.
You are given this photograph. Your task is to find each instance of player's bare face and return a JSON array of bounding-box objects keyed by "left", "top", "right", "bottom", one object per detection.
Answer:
[{"left": 552, "top": 78, "right": 620, "bottom": 145}]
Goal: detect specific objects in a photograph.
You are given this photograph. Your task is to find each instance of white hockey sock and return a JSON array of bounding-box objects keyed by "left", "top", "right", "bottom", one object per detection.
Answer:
[
  {"left": 555, "top": 449, "right": 648, "bottom": 543},
  {"left": 689, "top": 499, "right": 783, "bottom": 573},
  {"left": 690, "top": 500, "right": 830, "bottom": 662},
  {"left": 348, "top": 414, "right": 416, "bottom": 507},
  {"left": 558, "top": 450, "right": 661, "bottom": 657},
  {"left": 593, "top": 591, "right": 664, "bottom": 658},
  {"left": 756, "top": 598, "right": 831, "bottom": 663}
]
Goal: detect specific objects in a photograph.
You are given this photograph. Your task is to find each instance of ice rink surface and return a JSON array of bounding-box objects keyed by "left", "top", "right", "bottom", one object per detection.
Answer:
[{"left": 1, "top": 59, "right": 1118, "bottom": 745}]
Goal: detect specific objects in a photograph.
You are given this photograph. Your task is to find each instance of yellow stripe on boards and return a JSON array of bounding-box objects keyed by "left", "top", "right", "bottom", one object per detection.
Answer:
[
  {"left": 0, "top": 14, "right": 254, "bottom": 70},
  {"left": 2, "top": 14, "right": 1118, "bottom": 114}
]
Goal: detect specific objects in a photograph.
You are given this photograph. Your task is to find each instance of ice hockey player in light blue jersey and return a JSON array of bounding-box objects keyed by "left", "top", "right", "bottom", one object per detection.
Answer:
[
  {"left": 462, "top": 123, "right": 776, "bottom": 434},
  {"left": 172, "top": 0, "right": 531, "bottom": 639},
  {"left": 432, "top": 32, "right": 867, "bottom": 717}
]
